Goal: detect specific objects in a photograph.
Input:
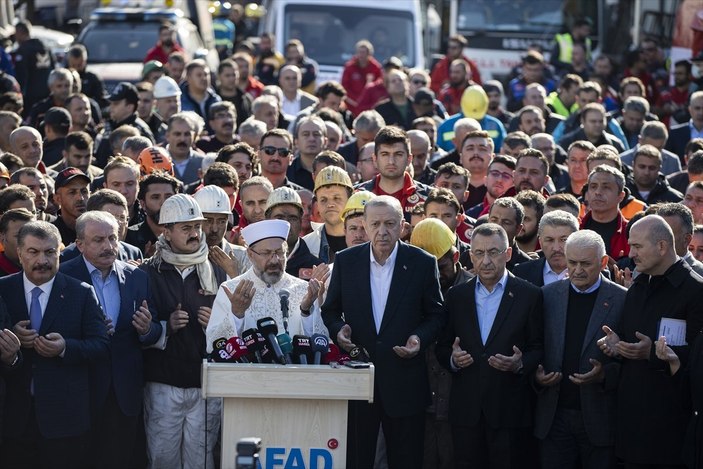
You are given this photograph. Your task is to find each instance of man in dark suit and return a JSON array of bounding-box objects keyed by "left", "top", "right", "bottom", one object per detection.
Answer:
[
  {"left": 436, "top": 223, "right": 543, "bottom": 469},
  {"left": 322, "top": 195, "right": 445, "bottom": 469},
  {"left": 535, "top": 229, "right": 626, "bottom": 469},
  {"left": 59, "top": 211, "right": 162, "bottom": 469},
  {"left": 0, "top": 297, "right": 20, "bottom": 444},
  {"left": 656, "top": 202, "right": 703, "bottom": 276},
  {"left": 665, "top": 91, "right": 703, "bottom": 165},
  {"left": 0, "top": 220, "right": 109, "bottom": 469},
  {"left": 599, "top": 215, "right": 703, "bottom": 468},
  {"left": 513, "top": 210, "right": 579, "bottom": 287}
]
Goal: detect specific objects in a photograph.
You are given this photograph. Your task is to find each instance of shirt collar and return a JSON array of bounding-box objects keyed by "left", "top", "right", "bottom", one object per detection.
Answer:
[
  {"left": 370, "top": 241, "right": 399, "bottom": 267},
  {"left": 23, "top": 272, "right": 56, "bottom": 296},
  {"left": 83, "top": 257, "right": 117, "bottom": 279},
  {"left": 476, "top": 269, "right": 508, "bottom": 293},
  {"left": 543, "top": 258, "right": 567, "bottom": 277},
  {"left": 570, "top": 275, "right": 602, "bottom": 294}
]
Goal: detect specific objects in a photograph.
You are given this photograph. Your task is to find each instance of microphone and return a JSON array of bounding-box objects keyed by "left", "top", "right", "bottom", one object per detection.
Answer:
[
  {"left": 279, "top": 289, "right": 290, "bottom": 333},
  {"left": 257, "top": 317, "right": 286, "bottom": 364},
  {"left": 211, "top": 337, "right": 232, "bottom": 362},
  {"left": 241, "top": 328, "right": 263, "bottom": 363},
  {"left": 310, "top": 333, "right": 329, "bottom": 365},
  {"left": 226, "top": 336, "right": 250, "bottom": 363},
  {"left": 323, "top": 342, "right": 341, "bottom": 364},
  {"left": 349, "top": 346, "right": 370, "bottom": 362},
  {"left": 292, "top": 335, "right": 311, "bottom": 364},
  {"left": 256, "top": 332, "right": 275, "bottom": 363},
  {"left": 276, "top": 333, "right": 294, "bottom": 364}
]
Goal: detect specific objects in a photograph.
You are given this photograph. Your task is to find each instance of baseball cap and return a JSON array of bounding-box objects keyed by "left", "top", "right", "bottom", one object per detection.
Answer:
[
  {"left": 109, "top": 82, "right": 139, "bottom": 105},
  {"left": 40, "top": 107, "right": 71, "bottom": 133},
  {"left": 54, "top": 167, "right": 91, "bottom": 190},
  {"left": 142, "top": 60, "right": 164, "bottom": 80},
  {"left": 383, "top": 56, "right": 403, "bottom": 70}
]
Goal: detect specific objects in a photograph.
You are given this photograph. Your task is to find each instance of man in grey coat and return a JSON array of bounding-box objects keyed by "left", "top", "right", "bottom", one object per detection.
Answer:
[{"left": 534, "top": 229, "right": 627, "bottom": 469}]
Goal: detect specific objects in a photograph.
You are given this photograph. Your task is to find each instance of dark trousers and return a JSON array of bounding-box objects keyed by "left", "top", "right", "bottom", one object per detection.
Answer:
[
  {"left": 540, "top": 408, "right": 616, "bottom": 469},
  {"left": 623, "top": 464, "right": 686, "bottom": 469},
  {"left": 423, "top": 413, "right": 453, "bottom": 469},
  {"left": 0, "top": 399, "right": 89, "bottom": 469},
  {"left": 347, "top": 399, "right": 425, "bottom": 469},
  {"left": 90, "top": 386, "right": 140, "bottom": 469},
  {"left": 452, "top": 413, "right": 533, "bottom": 469}
]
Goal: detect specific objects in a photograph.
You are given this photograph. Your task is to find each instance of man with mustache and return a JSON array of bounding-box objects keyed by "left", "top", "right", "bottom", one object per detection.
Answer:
[
  {"left": 207, "top": 219, "right": 327, "bottom": 349},
  {"left": 535, "top": 229, "right": 626, "bottom": 469},
  {"left": 196, "top": 102, "right": 238, "bottom": 154},
  {"left": 287, "top": 116, "right": 327, "bottom": 191},
  {"left": 140, "top": 194, "right": 227, "bottom": 468},
  {"left": 165, "top": 112, "right": 204, "bottom": 186},
  {"left": 514, "top": 210, "right": 579, "bottom": 287},
  {"left": 581, "top": 165, "right": 630, "bottom": 260},
  {"left": 52, "top": 167, "right": 90, "bottom": 246},
  {"left": 0, "top": 221, "right": 108, "bottom": 468},
  {"left": 511, "top": 148, "right": 551, "bottom": 197},
  {"left": 258, "top": 129, "right": 304, "bottom": 190},
  {"left": 59, "top": 211, "right": 161, "bottom": 468}
]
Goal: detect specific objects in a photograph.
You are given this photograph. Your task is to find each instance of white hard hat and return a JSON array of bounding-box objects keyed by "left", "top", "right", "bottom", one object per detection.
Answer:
[
  {"left": 194, "top": 185, "right": 233, "bottom": 219},
  {"left": 159, "top": 194, "right": 206, "bottom": 225},
  {"left": 153, "top": 76, "right": 182, "bottom": 99},
  {"left": 265, "top": 186, "right": 303, "bottom": 216}
]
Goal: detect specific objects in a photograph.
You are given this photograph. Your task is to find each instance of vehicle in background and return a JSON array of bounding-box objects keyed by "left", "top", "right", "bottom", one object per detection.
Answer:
[
  {"left": 76, "top": 1, "right": 218, "bottom": 93},
  {"left": 259, "top": 0, "right": 425, "bottom": 84},
  {"left": 28, "top": 25, "right": 73, "bottom": 65}
]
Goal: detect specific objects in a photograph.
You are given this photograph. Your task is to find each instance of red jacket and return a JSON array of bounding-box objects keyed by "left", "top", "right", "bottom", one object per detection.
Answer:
[
  {"left": 580, "top": 211, "right": 630, "bottom": 260},
  {"left": 354, "top": 79, "right": 389, "bottom": 115},
  {"left": 430, "top": 55, "right": 482, "bottom": 95},
  {"left": 243, "top": 76, "right": 265, "bottom": 99},
  {"left": 144, "top": 42, "right": 184, "bottom": 64},
  {"left": 438, "top": 83, "right": 467, "bottom": 116},
  {"left": 341, "top": 56, "right": 382, "bottom": 111}
]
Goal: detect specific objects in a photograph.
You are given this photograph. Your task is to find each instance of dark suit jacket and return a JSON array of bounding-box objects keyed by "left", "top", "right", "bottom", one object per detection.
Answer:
[
  {"left": 0, "top": 272, "right": 109, "bottom": 439},
  {"left": 665, "top": 122, "right": 691, "bottom": 166},
  {"left": 322, "top": 242, "right": 445, "bottom": 418},
  {"left": 436, "top": 272, "right": 543, "bottom": 428},
  {"left": 513, "top": 257, "right": 548, "bottom": 287},
  {"left": 60, "top": 256, "right": 162, "bottom": 417},
  {"left": 534, "top": 277, "right": 626, "bottom": 446}
]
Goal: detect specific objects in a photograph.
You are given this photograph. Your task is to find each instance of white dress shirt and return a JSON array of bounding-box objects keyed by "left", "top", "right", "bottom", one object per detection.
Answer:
[
  {"left": 369, "top": 243, "right": 399, "bottom": 333},
  {"left": 543, "top": 259, "right": 568, "bottom": 286},
  {"left": 23, "top": 273, "right": 56, "bottom": 320}
]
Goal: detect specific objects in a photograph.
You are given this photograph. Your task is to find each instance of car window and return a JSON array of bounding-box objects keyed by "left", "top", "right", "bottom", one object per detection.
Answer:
[{"left": 81, "top": 23, "right": 158, "bottom": 63}]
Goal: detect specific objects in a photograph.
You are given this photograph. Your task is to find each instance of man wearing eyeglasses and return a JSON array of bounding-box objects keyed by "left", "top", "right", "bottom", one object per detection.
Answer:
[
  {"left": 208, "top": 218, "right": 327, "bottom": 349},
  {"left": 467, "top": 154, "right": 516, "bottom": 219},
  {"left": 436, "top": 222, "right": 543, "bottom": 469},
  {"left": 258, "top": 128, "right": 304, "bottom": 190}
]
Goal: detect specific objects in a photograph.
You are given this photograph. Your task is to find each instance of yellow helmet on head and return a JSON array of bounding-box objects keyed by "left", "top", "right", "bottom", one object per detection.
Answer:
[{"left": 461, "top": 85, "right": 488, "bottom": 120}]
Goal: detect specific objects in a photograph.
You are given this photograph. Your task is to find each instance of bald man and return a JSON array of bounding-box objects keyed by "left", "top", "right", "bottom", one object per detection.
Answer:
[{"left": 408, "top": 129, "right": 436, "bottom": 185}]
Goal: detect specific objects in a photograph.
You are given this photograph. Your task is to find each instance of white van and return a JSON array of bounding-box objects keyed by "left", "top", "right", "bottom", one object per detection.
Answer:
[{"left": 259, "top": 0, "right": 425, "bottom": 84}]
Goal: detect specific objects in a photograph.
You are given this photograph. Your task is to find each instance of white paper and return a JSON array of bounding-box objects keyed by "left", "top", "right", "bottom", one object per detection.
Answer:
[{"left": 658, "top": 318, "right": 687, "bottom": 346}]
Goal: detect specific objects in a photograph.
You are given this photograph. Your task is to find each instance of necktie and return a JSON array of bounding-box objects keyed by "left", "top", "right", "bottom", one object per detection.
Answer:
[{"left": 30, "top": 287, "right": 42, "bottom": 331}]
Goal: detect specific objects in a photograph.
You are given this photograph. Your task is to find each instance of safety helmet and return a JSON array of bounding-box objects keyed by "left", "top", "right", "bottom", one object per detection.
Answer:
[
  {"left": 138, "top": 146, "right": 174, "bottom": 176},
  {"left": 314, "top": 166, "right": 353, "bottom": 194},
  {"left": 409, "top": 218, "right": 456, "bottom": 259},
  {"left": 159, "top": 194, "right": 206, "bottom": 225},
  {"left": 153, "top": 76, "right": 182, "bottom": 99},
  {"left": 460, "top": 85, "right": 489, "bottom": 120},
  {"left": 265, "top": 186, "right": 303, "bottom": 217},
  {"left": 341, "top": 190, "right": 375, "bottom": 221},
  {"left": 193, "top": 185, "right": 233, "bottom": 216}
]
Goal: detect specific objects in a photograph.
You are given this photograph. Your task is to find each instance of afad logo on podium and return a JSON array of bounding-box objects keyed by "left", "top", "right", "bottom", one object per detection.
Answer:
[{"left": 257, "top": 446, "right": 334, "bottom": 469}]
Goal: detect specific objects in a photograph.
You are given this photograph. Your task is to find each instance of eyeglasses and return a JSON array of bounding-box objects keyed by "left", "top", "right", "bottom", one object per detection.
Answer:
[
  {"left": 487, "top": 170, "right": 514, "bottom": 181},
  {"left": 250, "top": 247, "right": 286, "bottom": 260},
  {"left": 261, "top": 146, "right": 291, "bottom": 157},
  {"left": 357, "top": 158, "right": 373, "bottom": 164},
  {"left": 471, "top": 248, "right": 507, "bottom": 259},
  {"left": 411, "top": 79, "right": 427, "bottom": 86}
]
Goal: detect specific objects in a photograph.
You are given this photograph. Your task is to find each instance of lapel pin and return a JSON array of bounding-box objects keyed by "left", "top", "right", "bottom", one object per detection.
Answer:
[
  {"left": 604, "top": 302, "right": 609, "bottom": 307},
  {"left": 508, "top": 291, "right": 514, "bottom": 297},
  {"left": 403, "top": 265, "right": 407, "bottom": 270}
]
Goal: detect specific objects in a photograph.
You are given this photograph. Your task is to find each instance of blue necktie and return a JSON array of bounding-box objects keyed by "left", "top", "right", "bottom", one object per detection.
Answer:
[{"left": 30, "top": 287, "right": 42, "bottom": 331}]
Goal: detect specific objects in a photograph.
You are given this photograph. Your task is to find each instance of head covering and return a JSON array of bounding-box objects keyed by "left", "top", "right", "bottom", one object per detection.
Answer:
[
  {"left": 265, "top": 187, "right": 303, "bottom": 216},
  {"left": 410, "top": 218, "right": 456, "bottom": 259},
  {"left": 142, "top": 60, "right": 164, "bottom": 80},
  {"left": 41, "top": 107, "right": 71, "bottom": 133},
  {"left": 138, "top": 146, "right": 174, "bottom": 176},
  {"left": 414, "top": 87, "right": 435, "bottom": 106},
  {"left": 242, "top": 219, "right": 290, "bottom": 247},
  {"left": 54, "top": 167, "right": 90, "bottom": 189},
  {"left": 109, "top": 82, "right": 139, "bottom": 105}
]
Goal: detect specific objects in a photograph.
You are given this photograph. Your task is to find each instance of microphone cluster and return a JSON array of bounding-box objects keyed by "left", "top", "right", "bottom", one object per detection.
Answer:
[{"left": 209, "top": 316, "right": 368, "bottom": 366}]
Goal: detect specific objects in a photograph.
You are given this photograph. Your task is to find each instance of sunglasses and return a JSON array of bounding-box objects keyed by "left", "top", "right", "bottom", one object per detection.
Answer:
[{"left": 261, "top": 146, "right": 291, "bottom": 157}]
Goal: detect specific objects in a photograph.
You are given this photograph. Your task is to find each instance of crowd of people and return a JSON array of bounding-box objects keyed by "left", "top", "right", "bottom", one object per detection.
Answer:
[{"left": 0, "top": 13, "right": 701, "bottom": 469}]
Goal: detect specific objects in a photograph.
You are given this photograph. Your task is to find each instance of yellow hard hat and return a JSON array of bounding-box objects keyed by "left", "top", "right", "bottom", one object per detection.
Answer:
[
  {"left": 341, "top": 190, "right": 376, "bottom": 221},
  {"left": 410, "top": 218, "right": 456, "bottom": 259},
  {"left": 314, "top": 166, "right": 353, "bottom": 194},
  {"left": 461, "top": 85, "right": 488, "bottom": 120}
]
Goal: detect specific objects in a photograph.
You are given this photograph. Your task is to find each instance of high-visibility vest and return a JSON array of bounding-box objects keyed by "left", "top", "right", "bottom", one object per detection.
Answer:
[
  {"left": 554, "top": 33, "right": 592, "bottom": 64},
  {"left": 546, "top": 91, "right": 579, "bottom": 117}
]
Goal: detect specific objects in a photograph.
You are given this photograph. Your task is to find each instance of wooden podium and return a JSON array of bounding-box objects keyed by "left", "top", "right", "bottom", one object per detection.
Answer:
[{"left": 202, "top": 362, "right": 375, "bottom": 469}]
